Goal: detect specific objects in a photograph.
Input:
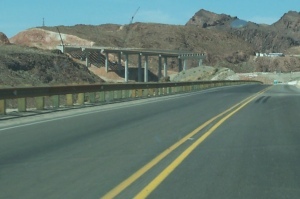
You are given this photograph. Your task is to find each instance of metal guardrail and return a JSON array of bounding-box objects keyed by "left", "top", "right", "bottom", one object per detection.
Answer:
[{"left": 0, "top": 80, "right": 262, "bottom": 115}]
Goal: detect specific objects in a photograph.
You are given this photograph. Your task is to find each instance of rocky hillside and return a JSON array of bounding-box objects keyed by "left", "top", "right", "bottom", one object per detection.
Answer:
[
  {"left": 10, "top": 28, "right": 95, "bottom": 49},
  {"left": 8, "top": 9, "right": 300, "bottom": 81},
  {"left": 186, "top": 9, "right": 300, "bottom": 53},
  {"left": 0, "top": 43, "right": 103, "bottom": 87},
  {"left": 36, "top": 23, "right": 255, "bottom": 68},
  {"left": 186, "top": 9, "right": 236, "bottom": 29}
]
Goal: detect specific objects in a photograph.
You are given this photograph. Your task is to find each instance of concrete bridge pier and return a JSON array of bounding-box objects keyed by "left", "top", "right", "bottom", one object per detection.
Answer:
[
  {"left": 85, "top": 51, "right": 90, "bottom": 67},
  {"left": 178, "top": 58, "right": 183, "bottom": 72},
  {"left": 138, "top": 53, "right": 142, "bottom": 82},
  {"left": 124, "top": 53, "right": 129, "bottom": 82},
  {"left": 164, "top": 57, "right": 168, "bottom": 77},
  {"left": 183, "top": 59, "right": 187, "bottom": 71},
  {"left": 105, "top": 52, "right": 109, "bottom": 72},
  {"left": 144, "top": 55, "right": 149, "bottom": 82},
  {"left": 81, "top": 48, "right": 89, "bottom": 67},
  {"left": 199, "top": 59, "right": 203, "bottom": 66},
  {"left": 158, "top": 55, "right": 162, "bottom": 79},
  {"left": 118, "top": 52, "right": 122, "bottom": 72}
]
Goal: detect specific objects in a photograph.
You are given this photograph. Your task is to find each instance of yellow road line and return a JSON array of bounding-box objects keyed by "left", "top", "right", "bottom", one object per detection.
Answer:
[
  {"left": 134, "top": 87, "right": 269, "bottom": 198},
  {"left": 101, "top": 87, "right": 270, "bottom": 199}
]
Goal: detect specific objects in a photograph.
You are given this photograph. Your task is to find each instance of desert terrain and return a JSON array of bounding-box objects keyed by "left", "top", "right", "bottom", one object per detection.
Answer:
[{"left": 0, "top": 9, "right": 299, "bottom": 86}]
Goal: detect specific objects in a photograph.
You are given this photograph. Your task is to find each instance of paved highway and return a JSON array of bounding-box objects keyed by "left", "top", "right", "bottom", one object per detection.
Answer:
[{"left": 1, "top": 84, "right": 300, "bottom": 198}]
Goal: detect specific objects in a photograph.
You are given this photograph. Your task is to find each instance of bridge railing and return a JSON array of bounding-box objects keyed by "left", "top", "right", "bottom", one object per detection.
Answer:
[{"left": 0, "top": 80, "right": 262, "bottom": 115}]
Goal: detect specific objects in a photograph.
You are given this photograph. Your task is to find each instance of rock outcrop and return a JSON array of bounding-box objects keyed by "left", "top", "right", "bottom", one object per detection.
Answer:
[
  {"left": 0, "top": 32, "right": 10, "bottom": 44},
  {"left": 186, "top": 9, "right": 300, "bottom": 52},
  {"left": 186, "top": 9, "right": 235, "bottom": 29}
]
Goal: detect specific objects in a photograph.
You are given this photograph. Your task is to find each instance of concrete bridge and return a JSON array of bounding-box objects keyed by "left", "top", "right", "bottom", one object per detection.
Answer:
[{"left": 57, "top": 45, "right": 205, "bottom": 82}]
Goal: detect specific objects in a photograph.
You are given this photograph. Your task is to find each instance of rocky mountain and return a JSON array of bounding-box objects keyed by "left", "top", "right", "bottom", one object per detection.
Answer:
[
  {"left": 35, "top": 22, "right": 255, "bottom": 68},
  {"left": 186, "top": 9, "right": 300, "bottom": 53},
  {"left": 0, "top": 32, "right": 10, "bottom": 45},
  {"left": 186, "top": 9, "right": 237, "bottom": 29},
  {"left": 7, "top": 9, "right": 300, "bottom": 80},
  {"left": 274, "top": 11, "right": 300, "bottom": 32}
]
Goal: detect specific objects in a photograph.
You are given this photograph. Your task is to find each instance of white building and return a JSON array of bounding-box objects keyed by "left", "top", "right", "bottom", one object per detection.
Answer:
[{"left": 255, "top": 52, "right": 284, "bottom": 57}]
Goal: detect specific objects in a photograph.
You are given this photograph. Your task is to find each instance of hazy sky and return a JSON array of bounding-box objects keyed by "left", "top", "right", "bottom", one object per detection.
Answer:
[{"left": 1, "top": 0, "right": 299, "bottom": 38}]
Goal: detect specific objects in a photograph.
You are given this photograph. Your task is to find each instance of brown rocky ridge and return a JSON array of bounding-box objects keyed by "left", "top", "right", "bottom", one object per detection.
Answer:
[
  {"left": 0, "top": 32, "right": 10, "bottom": 45},
  {"left": 3, "top": 9, "right": 300, "bottom": 85}
]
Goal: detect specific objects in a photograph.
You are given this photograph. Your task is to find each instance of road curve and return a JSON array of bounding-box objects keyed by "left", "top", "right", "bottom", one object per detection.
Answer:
[{"left": 1, "top": 84, "right": 300, "bottom": 198}]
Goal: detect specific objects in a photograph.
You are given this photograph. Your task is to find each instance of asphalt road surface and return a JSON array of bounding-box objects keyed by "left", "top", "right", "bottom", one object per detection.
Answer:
[{"left": 1, "top": 84, "right": 300, "bottom": 199}]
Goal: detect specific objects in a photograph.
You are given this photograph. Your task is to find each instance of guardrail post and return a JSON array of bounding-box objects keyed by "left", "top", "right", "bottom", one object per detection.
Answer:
[
  {"left": 128, "top": 90, "right": 132, "bottom": 98},
  {"left": 113, "top": 91, "right": 117, "bottom": 100},
  {"left": 123, "top": 90, "right": 129, "bottom": 99},
  {"left": 171, "top": 87, "right": 175, "bottom": 94},
  {"left": 116, "top": 90, "right": 122, "bottom": 100},
  {"left": 66, "top": 94, "right": 73, "bottom": 106},
  {"left": 89, "top": 92, "right": 96, "bottom": 103},
  {"left": 154, "top": 88, "right": 159, "bottom": 96},
  {"left": 131, "top": 89, "right": 136, "bottom": 98},
  {"left": 51, "top": 95, "right": 60, "bottom": 108},
  {"left": 99, "top": 92, "right": 105, "bottom": 102},
  {"left": 77, "top": 93, "right": 84, "bottom": 105},
  {"left": 143, "top": 89, "right": 148, "bottom": 97},
  {"left": 35, "top": 96, "right": 44, "bottom": 110},
  {"left": 18, "top": 98, "right": 26, "bottom": 112},
  {"left": 167, "top": 87, "right": 171, "bottom": 94},
  {"left": 148, "top": 88, "right": 154, "bottom": 97},
  {"left": 158, "top": 88, "right": 162, "bottom": 96},
  {"left": 137, "top": 89, "right": 143, "bottom": 98},
  {"left": 0, "top": 100, "right": 6, "bottom": 115},
  {"left": 108, "top": 91, "right": 114, "bottom": 102},
  {"left": 121, "top": 90, "right": 126, "bottom": 99},
  {"left": 174, "top": 87, "right": 178, "bottom": 93}
]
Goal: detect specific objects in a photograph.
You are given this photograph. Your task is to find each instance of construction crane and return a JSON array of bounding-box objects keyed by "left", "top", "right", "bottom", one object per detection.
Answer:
[
  {"left": 129, "top": 7, "right": 140, "bottom": 24},
  {"left": 123, "top": 6, "right": 140, "bottom": 47}
]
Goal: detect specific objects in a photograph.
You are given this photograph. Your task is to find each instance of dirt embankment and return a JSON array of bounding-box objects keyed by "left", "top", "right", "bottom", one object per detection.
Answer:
[
  {"left": 0, "top": 44, "right": 103, "bottom": 87},
  {"left": 10, "top": 28, "right": 94, "bottom": 49},
  {"left": 171, "top": 66, "right": 237, "bottom": 82}
]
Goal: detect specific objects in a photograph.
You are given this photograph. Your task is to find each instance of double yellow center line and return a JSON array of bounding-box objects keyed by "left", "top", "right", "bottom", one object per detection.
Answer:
[{"left": 102, "top": 87, "right": 270, "bottom": 199}]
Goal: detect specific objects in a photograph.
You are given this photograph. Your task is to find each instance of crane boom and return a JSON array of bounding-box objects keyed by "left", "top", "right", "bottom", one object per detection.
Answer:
[
  {"left": 130, "top": 7, "right": 140, "bottom": 24},
  {"left": 123, "top": 6, "right": 140, "bottom": 47}
]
